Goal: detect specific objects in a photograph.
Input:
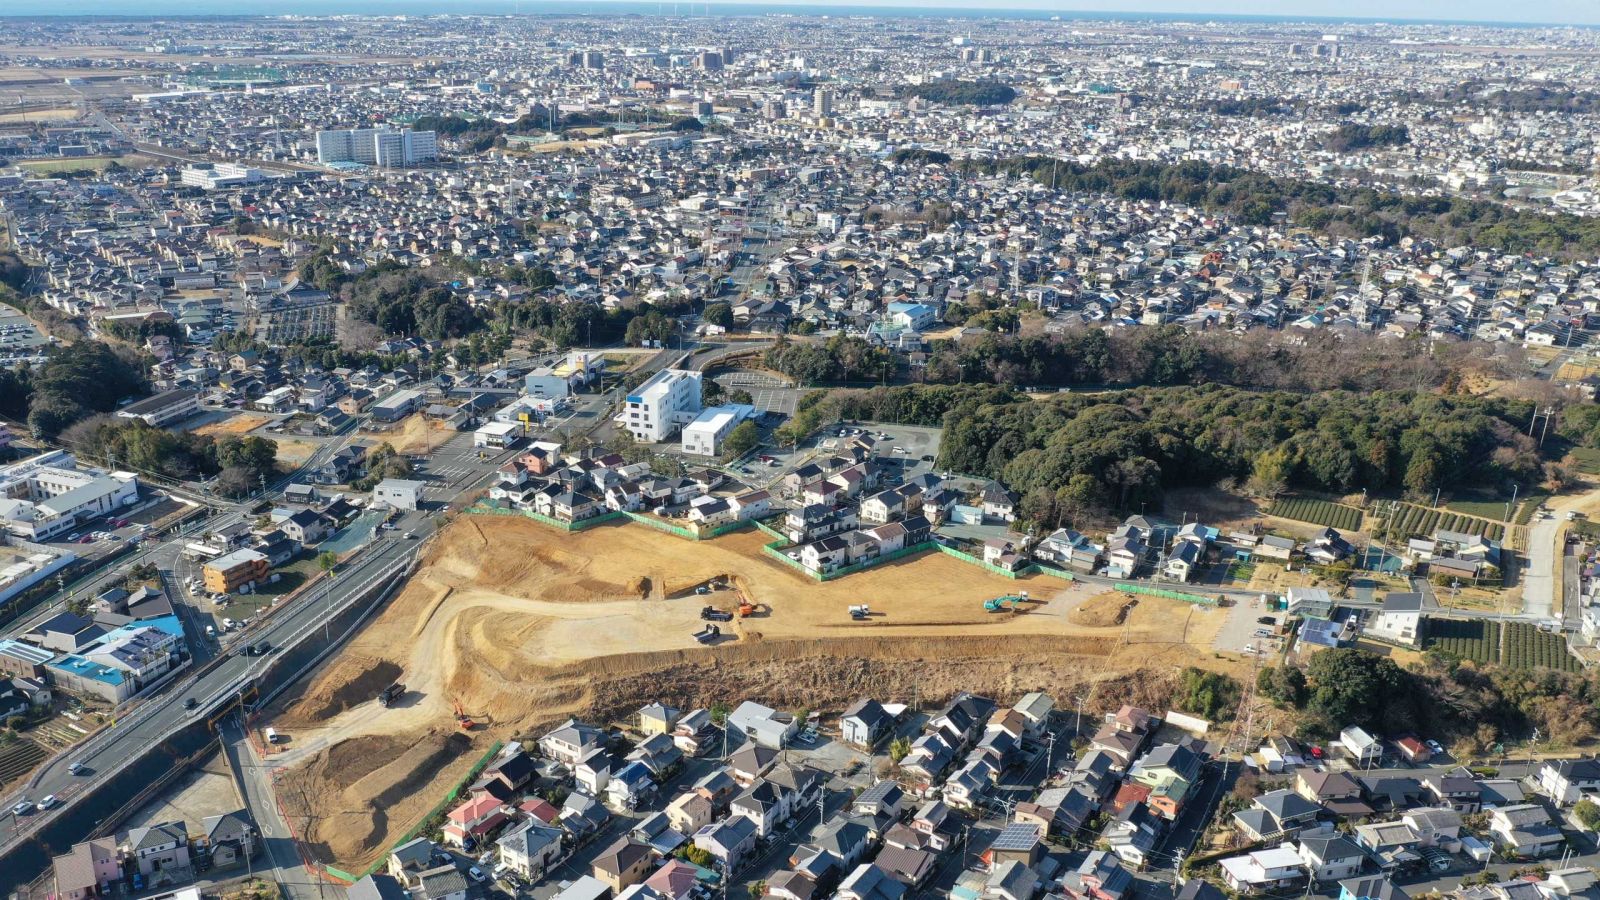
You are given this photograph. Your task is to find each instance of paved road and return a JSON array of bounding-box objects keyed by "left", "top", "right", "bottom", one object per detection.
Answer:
[
  {"left": 221, "top": 716, "right": 334, "bottom": 900},
  {"left": 0, "top": 520, "right": 423, "bottom": 850}
]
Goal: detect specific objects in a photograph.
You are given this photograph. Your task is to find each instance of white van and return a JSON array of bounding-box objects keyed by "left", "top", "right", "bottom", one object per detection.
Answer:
[{"left": 264, "top": 728, "right": 282, "bottom": 744}]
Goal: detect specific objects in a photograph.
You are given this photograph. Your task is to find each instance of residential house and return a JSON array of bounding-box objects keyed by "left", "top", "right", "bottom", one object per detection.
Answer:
[
  {"left": 841, "top": 698, "right": 894, "bottom": 748},
  {"left": 592, "top": 838, "right": 654, "bottom": 893},
  {"left": 693, "top": 815, "right": 759, "bottom": 871},
  {"left": 497, "top": 821, "right": 563, "bottom": 881},
  {"left": 1219, "top": 845, "right": 1306, "bottom": 894},
  {"left": 1537, "top": 759, "right": 1600, "bottom": 806},
  {"left": 1299, "top": 835, "right": 1366, "bottom": 883},
  {"left": 1489, "top": 804, "right": 1564, "bottom": 858}
]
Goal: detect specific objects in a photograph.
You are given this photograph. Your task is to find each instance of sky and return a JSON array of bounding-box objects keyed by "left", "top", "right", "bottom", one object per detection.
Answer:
[{"left": 739, "top": 0, "right": 1600, "bottom": 26}]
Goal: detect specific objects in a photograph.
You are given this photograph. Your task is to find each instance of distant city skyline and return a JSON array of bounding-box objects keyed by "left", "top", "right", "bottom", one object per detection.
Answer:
[
  {"left": 714, "top": 0, "right": 1600, "bottom": 26},
  {"left": 5, "top": 0, "right": 1600, "bottom": 24}
]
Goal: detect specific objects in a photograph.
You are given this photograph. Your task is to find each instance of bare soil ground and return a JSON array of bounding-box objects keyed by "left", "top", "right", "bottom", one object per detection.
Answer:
[
  {"left": 358, "top": 414, "right": 454, "bottom": 456},
  {"left": 1164, "top": 486, "right": 1264, "bottom": 533},
  {"left": 195, "top": 414, "right": 273, "bottom": 437},
  {"left": 269, "top": 516, "right": 1241, "bottom": 870},
  {"left": 1070, "top": 591, "right": 1138, "bottom": 627},
  {"left": 268, "top": 437, "right": 320, "bottom": 466}
]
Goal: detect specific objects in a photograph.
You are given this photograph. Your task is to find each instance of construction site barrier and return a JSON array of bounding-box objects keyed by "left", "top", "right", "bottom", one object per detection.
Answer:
[
  {"left": 623, "top": 510, "right": 698, "bottom": 539},
  {"left": 935, "top": 543, "right": 1031, "bottom": 579},
  {"left": 752, "top": 519, "right": 788, "bottom": 542},
  {"left": 324, "top": 739, "right": 506, "bottom": 883},
  {"left": 1113, "top": 582, "right": 1219, "bottom": 606}
]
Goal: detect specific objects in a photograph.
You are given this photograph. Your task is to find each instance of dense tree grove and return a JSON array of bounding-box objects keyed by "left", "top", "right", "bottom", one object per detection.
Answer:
[
  {"left": 933, "top": 385, "right": 1536, "bottom": 515},
  {"left": 342, "top": 266, "right": 480, "bottom": 341},
  {"left": 922, "top": 325, "right": 1469, "bottom": 393},
  {"left": 25, "top": 341, "right": 148, "bottom": 439},
  {"left": 1259, "top": 648, "right": 1600, "bottom": 750},
  {"left": 764, "top": 335, "right": 898, "bottom": 384},
  {"left": 960, "top": 156, "right": 1600, "bottom": 259},
  {"left": 897, "top": 79, "right": 1017, "bottom": 106},
  {"left": 1320, "top": 123, "right": 1411, "bottom": 152},
  {"left": 54, "top": 415, "right": 277, "bottom": 496},
  {"left": 1396, "top": 81, "right": 1600, "bottom": 114}
]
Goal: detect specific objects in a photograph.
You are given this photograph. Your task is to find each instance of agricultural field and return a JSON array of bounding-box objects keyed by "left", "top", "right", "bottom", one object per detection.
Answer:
[
  {"left": 1567, "top": 448, "right": 1600, "bottom": 476},
  {"left": 1445, "top": 498, "right": 1514, "bottom": 521},
  {"left": 1423, "top": 620, "right": 1580, "bottom": 671},
  {"left": 1513, "top": 496, "right": 1550, "bottom": 526},
  {"left": 0, "top": 737, "right": 48, "bottom": 792},
  {"left": 13, "top": 154, "right": 159, "bottom": 175},
  {"left": 1502, "top": 623, "right": 1582, "bottom": 672},
  {"left": 1422, "top": 619, "right": 1500, "bottom": 665},
  {"left": 1380, "top": 503, "right": 1504, "bottom": 542},
  {"left": 1268, "top": 497, "right": 1363, "bottom": 531}
]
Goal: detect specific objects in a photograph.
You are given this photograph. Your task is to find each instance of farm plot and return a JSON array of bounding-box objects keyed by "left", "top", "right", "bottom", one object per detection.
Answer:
[
  {"left": 1268, "top": 498, "right": 1363, "bottom": 531},
  {"left": 0, "top": 737, "right": 48, "bottom": 791},
  {"left": 1424, "top": 620, "right": 1580, "bottom": 672},
  {"left": 1501, "top": 623, "right": 1581, "bottom": 672},
  {"left": 1423, "top": 619, "right": 1500, "bottom": 665},
  {"left": 1382, "top": 503, "right": 1504, "bottom": 542},
  {"left": 1513, "top": 497, "right": 1550, "bottom": 526}
]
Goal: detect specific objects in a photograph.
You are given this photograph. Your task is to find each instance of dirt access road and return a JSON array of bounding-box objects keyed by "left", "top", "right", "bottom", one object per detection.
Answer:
[{"left": 267, "top": 515, "right": 1237, "bottom": 870}]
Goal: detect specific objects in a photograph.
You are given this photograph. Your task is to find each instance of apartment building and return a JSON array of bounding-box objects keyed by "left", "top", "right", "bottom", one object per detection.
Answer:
[{"left": 316, "top": 127, "right": 438, "bottom": 167}]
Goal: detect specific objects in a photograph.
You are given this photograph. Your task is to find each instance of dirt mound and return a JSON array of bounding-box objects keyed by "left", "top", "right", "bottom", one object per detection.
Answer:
[
  {"left": 281, "top": 730, "right": 476, "bottom": 865},
  {"left": 279, "top": 655, "right": 402, "bottom": 724},
  {"left": 1072, "top": 592, "right": 1138, "bottom": 627},
  {"left": 268, "top": 515, "right": 1239, "bottom": 871}
]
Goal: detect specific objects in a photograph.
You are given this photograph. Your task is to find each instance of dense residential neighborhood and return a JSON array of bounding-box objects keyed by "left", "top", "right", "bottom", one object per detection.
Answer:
[{"left": 7, "top": 8, "right": 1600, "bottom": 900}]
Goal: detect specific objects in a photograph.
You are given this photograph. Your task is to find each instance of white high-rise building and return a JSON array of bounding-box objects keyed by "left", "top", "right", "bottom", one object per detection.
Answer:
[
  {"left": 315, "top": 127, "right": 437, "bottom": 167},
  {"left": 614, "top": 369, "right": 703, "bottom": 443}
]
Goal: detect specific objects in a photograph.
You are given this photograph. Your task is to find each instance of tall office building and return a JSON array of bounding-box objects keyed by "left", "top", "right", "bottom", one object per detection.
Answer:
[
  {"left": 582, "top": 50, "right": 605, "bottom": 70},
  {"left": 695, "top": 51, "right": 724, "bottom": 71},
  {"left": 315, "top": 127, "right": 437, "bottom": 167}
]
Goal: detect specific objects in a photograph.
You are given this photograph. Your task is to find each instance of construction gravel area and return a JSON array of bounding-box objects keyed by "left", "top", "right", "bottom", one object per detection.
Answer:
[{"left": 268, "top": 516, "right": 1235, "bottom": 870}]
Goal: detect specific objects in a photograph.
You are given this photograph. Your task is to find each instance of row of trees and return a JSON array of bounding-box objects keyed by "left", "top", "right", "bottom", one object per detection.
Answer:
[
  {"left": 763, "top": 335, "right": 898, "bottom": 385},
  {"left": 960, "top": 155, "right": 1600, "bottom": 259},
  {"left": 53, "top": 415, "right": 278, "bottom": 498},
  {"left": 19, "top": 341, "right": 149, "bottom": 440}
]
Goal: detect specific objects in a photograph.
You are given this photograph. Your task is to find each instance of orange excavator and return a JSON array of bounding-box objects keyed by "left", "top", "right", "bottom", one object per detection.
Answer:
[
  {"left": 736, "top": 591, "right": 756, "bottom": 618},
  {"left": 453, "top": 700, "right": 474, "bottom": 731}
]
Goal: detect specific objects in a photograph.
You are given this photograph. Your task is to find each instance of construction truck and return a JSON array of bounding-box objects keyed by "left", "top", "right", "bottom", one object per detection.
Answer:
[
  {"left": 692, "top": 623, "right": 721, "bottom": 644},
  {"left": 377, "top": 683, "right": 406, "bottom": 707},
  {"left": 701, "top": 606, "right": 733, "bottom": 622},
  {"left": 848, "top": 604, "right": 871, "bottom": 620}
]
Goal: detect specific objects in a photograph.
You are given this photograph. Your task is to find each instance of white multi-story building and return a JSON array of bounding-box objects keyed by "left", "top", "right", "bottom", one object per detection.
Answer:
[
  {"left": 178, "top": 162, "right": 264, "bottom": 190},
  {"left": 681, "top": 404, "right": 755, "bottom": 457},
  {"left": 616, "top": 369, "right": 702, "bottom": 443},
  {"left": 315, "top": 128, "right": 438, "bottom": 167},
  {"left": 0, "top": 451, "right": 139, "bottom": 541}
]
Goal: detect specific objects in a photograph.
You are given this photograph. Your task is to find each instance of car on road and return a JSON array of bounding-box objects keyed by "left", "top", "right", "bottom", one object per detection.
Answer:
[
  {"left": 39, "top": 795, "right": 59, "bottom": 810},
  {"left": 1425, "top": 739, "right": 1444, "bottom": 755},
  {"left": 467, "top": 867, "right": 489, "bottom": 884},
  {"left": 921, "top": 454, "right": 934, "bottom": 462},
  {"left": 68, "top": 762, "right": 86, "bottom": 775},
  {"left": 184, "top": 697, "right": 198, "bottom": 711},
  {"left": 76, "top": 535, "right": 95, "bottom": 544},
  {"left": 11, "top": 800, "right": 34, "bottom": 816},
  {"left": 404, "top": 531, "right": 417, "bottom": 539}
]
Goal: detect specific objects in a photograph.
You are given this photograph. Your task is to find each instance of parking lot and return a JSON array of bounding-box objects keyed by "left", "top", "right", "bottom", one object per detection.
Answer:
[{"left": 712, "top": 370, "right": 803, "bottom": 418}]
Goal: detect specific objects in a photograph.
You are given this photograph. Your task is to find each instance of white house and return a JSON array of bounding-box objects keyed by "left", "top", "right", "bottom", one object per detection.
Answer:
[
  {"left": 1367, "top": 593, "right": 1423, "bottom": 646},
  {"left": 373, "top": 478, "right": 424, "bottom": 511},
  {"left": 681, "top": 404, "right": 755, "bottom": 457}
]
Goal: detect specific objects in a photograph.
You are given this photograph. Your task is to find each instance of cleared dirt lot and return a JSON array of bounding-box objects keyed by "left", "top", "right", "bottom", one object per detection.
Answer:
[
  {"left": 194, "top": 413, "right": 273, "bottom": 437},
  {"left": 358, "top": 414, "right": 455, "bottom": 456},
  {"left": 270, "top": 516, "right": 1236, "bottom": 869}
]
